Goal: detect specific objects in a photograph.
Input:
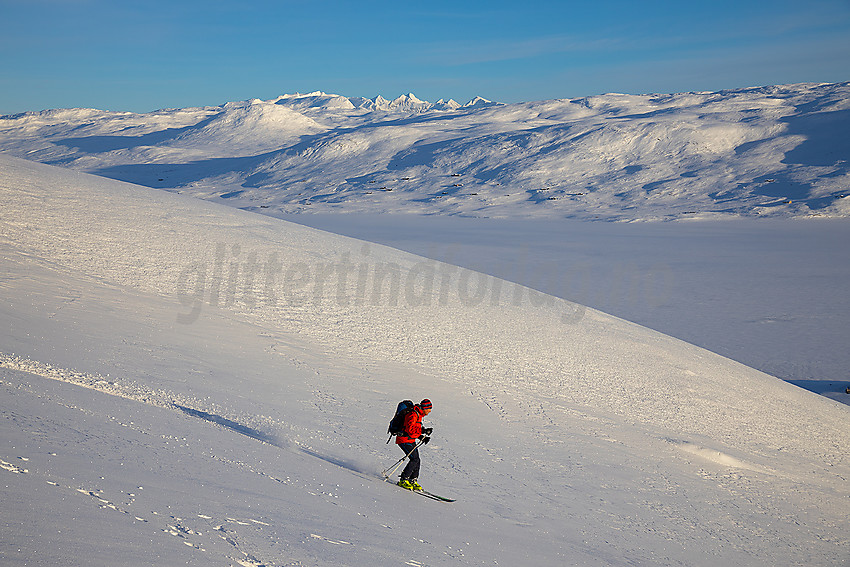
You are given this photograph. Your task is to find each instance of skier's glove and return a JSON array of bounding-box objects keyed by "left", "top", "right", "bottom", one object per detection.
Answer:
[
  {"left": 422, "top": 427, "right": 433, "bottom": 436},
  {"left": 420, "top": 436, "right": 431, "bottom": 444}
]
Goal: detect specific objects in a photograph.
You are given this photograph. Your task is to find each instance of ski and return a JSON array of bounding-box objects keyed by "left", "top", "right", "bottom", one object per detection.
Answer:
[
  {"left": 414, "top": 489, "right": 455, "bottom": 502},
  {"left": 387, "top": 478, "right": 455, "bottom": 502}
]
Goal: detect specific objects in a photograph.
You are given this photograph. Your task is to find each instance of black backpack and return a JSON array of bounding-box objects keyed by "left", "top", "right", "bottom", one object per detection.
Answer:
[{"left": 386, "top": 400, "right": 415, "bottom": 442}]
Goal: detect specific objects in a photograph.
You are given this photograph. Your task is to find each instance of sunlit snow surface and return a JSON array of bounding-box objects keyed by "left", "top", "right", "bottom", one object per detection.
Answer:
[
  {"left": 280, "top": 213, "right": 850, "bottom": 404},
  {"left": 1, "top": 155, "right": 848, "bottom": 566},
  {"left": 2, "top": 82, "right": 848, "bottom": 396},
  {"left": 1, "top": 83, "right": 849, "bottom": 220}
]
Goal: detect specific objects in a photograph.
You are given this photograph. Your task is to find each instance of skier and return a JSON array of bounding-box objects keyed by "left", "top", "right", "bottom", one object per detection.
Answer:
[{"left": 396, "top": 399, "right": 433, "bottom": 491}]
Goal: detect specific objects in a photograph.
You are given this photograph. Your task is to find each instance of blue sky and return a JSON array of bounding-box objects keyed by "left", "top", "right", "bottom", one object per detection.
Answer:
[{"left": 1, "top": 0, "right": 849, "bottom": 113}]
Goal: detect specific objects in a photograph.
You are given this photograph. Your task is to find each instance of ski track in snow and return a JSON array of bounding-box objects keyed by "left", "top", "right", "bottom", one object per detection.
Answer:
[
  {"left": 0, "top": 351, "right": 376, "bottom": 482},
  {"left": 0, "top": 362, "right": 365, "bottom": 567}
]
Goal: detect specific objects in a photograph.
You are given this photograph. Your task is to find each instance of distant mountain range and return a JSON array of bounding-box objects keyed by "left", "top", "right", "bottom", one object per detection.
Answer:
[
  {"left": 270, "top": 91, "right": 495, "bottom": 112},
  {"left": 1, "top": 83, "right": 848, "bottom": 221}
]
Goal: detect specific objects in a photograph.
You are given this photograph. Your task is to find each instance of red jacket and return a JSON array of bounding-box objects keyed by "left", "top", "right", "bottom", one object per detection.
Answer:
[{"left": 395, "top": 405, "right": 425, "bottom": 444}]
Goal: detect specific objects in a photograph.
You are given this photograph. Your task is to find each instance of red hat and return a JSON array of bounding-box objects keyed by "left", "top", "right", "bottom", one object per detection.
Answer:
[{"left": 420, "top": 399, "right": 432, "bottom": 410}]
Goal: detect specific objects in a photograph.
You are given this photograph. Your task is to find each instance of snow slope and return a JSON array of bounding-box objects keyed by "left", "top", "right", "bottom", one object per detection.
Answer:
[
  {"left": 2, "top": 154, "right": 849, "bottom": 566},
  {"left": 279, "top": 213, "right": 850, "bottom": 405},
  {"left": 3, "top": 83, "right": 848, "bottom": 402},
  {"left": 1, "top": 82, "right": 849, "bottom": 220}
]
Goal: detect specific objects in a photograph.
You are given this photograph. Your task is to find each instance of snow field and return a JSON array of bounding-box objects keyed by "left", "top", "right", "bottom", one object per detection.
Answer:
[{"left": 2, "top": 154, "right": 849, "bottom": 565}]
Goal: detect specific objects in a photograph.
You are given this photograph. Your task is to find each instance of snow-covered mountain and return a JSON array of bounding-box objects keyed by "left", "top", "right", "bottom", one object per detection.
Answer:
[
  {"left": 272, "top": 91, "right": 471, "bottom": 113},
  {"left": 1, "top": 154, "right": 848, "bottom": 566},
  {"left": 2, "top": 82, "right": 848, "bottom": 220}
]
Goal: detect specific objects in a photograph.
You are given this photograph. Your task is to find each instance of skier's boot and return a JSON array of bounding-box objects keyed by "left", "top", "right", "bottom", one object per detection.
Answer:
[
  {"left": 409, "top": 479, "right": 423, "bottom": 491},
  {"left": 397, "top": 479, "right": 415, "bottom": 490}
]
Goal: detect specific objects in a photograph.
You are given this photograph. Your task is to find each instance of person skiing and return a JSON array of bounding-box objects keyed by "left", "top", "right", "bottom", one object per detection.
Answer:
[{"left": 396, "top": 399, "right": 433, "bottom": 491}]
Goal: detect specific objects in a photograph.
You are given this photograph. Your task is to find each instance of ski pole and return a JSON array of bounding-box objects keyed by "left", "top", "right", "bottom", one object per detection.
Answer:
[{"left": 381, "top": 438, "right": 425, "bottom": 478}]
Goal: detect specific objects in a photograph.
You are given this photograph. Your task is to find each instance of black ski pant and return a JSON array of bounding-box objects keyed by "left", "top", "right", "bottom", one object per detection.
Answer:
[{"left": 398, "top": 442, "right": 420, "bottom": 480}]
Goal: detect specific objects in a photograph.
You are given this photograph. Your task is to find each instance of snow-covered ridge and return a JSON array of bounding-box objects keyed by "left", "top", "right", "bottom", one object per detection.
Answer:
[{"left": 0, "top": 82, "right": 848, "bottom": 220}]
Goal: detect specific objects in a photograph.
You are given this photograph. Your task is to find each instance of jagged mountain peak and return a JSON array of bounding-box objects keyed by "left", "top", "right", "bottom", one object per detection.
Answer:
[
  {"left": 463, "top": 96, "right": 497, "bottom": 108},
  {"left": 264, "top": 91, "right": 494, "bottom": 113}
]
